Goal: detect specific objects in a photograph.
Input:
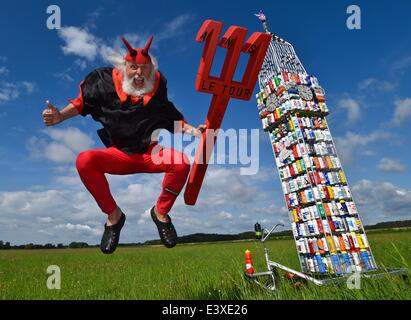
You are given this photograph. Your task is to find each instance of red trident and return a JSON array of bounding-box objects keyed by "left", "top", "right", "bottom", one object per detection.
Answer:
[{"left": 184, "top": 20, "right": 271, "bottom": 205}]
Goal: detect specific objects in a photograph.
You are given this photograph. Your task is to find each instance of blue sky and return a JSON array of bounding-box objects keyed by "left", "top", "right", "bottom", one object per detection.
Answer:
[{"left": 0, "top": 0, "right": 410, "bottom": 245}]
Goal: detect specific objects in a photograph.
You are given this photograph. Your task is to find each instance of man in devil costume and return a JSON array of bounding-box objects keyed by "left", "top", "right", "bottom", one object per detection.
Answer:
[{"left": 42, "top": 36, "right": 206, "bottom": 254}]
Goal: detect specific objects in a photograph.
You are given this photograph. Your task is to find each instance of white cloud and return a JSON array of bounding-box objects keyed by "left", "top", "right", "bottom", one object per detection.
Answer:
[
  {"left": 54, "top": 72, "right": 74, "bottom": 82},
  {"left": 0, "top": 190, "right": 80, "bottom": 217},
  {"left": 358, "top": 78, "right": 397, "bottom": 92},
  {"left": 351, "top": 179, "right": 411, "bottom": 223},
  {"left": 27, "top": 127, "right": 95, "bottom": 163},
  {"left": 37, "top": 217, "right": 53, "bottom": 223},
  {"left": 100, "top": 33, "right": 149, "bottom": 65},
  {"left": 337, "top": 98, "right": 361, "bottom": 122},
  {"left": 27, "top": 136, "right": 47, "bottom": 160},
  {"left": 0, "top": 82, "right": 19, "bottom": 103},
  {"left": 58, "top": 14, "right": 195, "bottom": 66},
  {"left": 0, "top": 56, "right": 36, "bottom": 102},
  {"left": 45, "top": 142, "right": 76, "bottom": 163},
  {"left": 85, "top": 7, "right": 103, "bottom": 29},
  {"left": 0, "top": 164, "right": 287, "bottom": 245},
  {"left": 392, "top": 98, "right": 411, "bottom": 126},
  {"left": 53, "top": 59, "right": 87, "bottom": 82},
  {"left": 58, "top": 26, "right": 99, "bottom": 61},
  {"left": 55, "top": 223, "right": 101, "bottom": 237},
  {"left": 377, "top": 158, "right": 406, "bottom": 172},
  {"left": 54, "top": 175, "right": 82, "bottom": 186},
  {"left": 38, "top": 230, "right": 54, "bottom": 236},
  {"left": 21, "top": 81, "right": 36, "bottom": 93},
  {"left": 0, "top": 66, "right": 9, "bottom": 76},
  {"left": 391, "top": 55, "right": 411, "bottom": 72},
  {"left": 74, "top": 59, "right": 87, "bottom": 70},
  {"left": 0, "top": 81, "right": 36, "bottom": 104},
  {"left": 157, "top": 14, "right": 195, "bottom": 41},
  {"left": 334, "top": 130, "right": 392, "bottom": 166},
  {"left": 217, "top": 211, "right": 233, "bottom": 220},
  {"left": 198, "top": 167, "right": 264, "bottom": 207},
  {"left": 0, "top": 188, "right": 103, "bottom": 244},
  {"left": 45, "top": 127, "right": 94, "bottom": 152},
  {"left": 362, "top": 149, "right": 376, "bottom": 156}
]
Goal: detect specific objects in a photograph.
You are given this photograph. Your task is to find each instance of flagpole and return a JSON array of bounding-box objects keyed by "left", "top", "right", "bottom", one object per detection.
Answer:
[{"left": 254, "top": 10, "right": 270, "bottom": 34}]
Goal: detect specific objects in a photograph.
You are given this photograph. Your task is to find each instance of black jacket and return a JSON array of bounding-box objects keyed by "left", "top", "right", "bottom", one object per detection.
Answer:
[{"left": 77, "top": 67, "right": 184, "bottom": 154}]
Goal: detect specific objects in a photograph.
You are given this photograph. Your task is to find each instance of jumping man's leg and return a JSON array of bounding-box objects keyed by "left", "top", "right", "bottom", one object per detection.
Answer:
[
  {"left": 75, "top": 147, "right": 147, "bottom": 253},
  {"left": 144, "top": 146, "right": 191, "bottom": 247},
  {"left": 156, "top": 148, "right": 190, "bottom": 219},
  {"left": 76, "top": 148, "right": 145, "bottom": 215},
  {"left": 144, "top": 145, "right": 191, "bottom": 217}
]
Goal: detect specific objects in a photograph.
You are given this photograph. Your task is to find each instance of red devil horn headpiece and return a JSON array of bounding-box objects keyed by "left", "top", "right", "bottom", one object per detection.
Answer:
[
  {"left": 122, "top": 35, "right": 153, "bottom": 64},
  {"left": 142, "top": 35, "right": 153, "bottom": 56},
  {"left": 122, "top": 36, "right": 137, "bottom": 57}
]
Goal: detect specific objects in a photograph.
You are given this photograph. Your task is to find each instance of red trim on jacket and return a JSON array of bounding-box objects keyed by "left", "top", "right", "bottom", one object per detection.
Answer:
[
  {"left": 70, "top": 81, "right": 85, "bottom": 114},
  {"left": 69, "top": 70, "right": 162, "bottom": 113},
  {"left": 112, "top": 68, "right": 161, "bottom": 106}
]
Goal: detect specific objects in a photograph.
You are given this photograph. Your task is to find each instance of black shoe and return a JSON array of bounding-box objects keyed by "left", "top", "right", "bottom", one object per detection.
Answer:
[
  {"left": 150, "top": 207, "right": 177, "bottom": 248},
  {"left": 100, "top": 213, "right": 126, "bottom": 254}
]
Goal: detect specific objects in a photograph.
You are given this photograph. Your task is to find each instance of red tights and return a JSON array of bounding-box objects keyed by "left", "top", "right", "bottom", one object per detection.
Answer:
[{"left": 75, "top": 144, "right": 190, "bottom": 215}]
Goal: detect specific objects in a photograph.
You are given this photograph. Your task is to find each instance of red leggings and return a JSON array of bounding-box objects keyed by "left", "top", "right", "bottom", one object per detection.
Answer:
[{"left": 75, "top": 144, "right": 190, "bottom": 215}]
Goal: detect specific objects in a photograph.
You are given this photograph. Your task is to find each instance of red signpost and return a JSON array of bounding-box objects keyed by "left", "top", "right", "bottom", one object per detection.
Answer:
[{"left": 184, "top": 20, "right": 271, "bottom": 205}]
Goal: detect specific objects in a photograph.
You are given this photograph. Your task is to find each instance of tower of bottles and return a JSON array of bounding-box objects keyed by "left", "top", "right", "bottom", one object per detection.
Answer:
[{"left": 256, "top": 30, "right": 377, "bottom": 275}]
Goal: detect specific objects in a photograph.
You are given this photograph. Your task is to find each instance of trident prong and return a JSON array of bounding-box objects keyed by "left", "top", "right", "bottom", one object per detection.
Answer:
[{"left": 184, "top": 20, "right": 271, "bottom": 206}]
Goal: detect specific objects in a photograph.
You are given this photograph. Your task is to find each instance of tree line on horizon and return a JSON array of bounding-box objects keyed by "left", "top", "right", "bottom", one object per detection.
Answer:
[{"left": 0, "top": 219, "right": 410, "bottom": 250}]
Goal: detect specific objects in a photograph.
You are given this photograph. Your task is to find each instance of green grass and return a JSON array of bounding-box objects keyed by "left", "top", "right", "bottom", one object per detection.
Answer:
[{"left": 0, "top": 229, "right": 410, "bottom": 300}]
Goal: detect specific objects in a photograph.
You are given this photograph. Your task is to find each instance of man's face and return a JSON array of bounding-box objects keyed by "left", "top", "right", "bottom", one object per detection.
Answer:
[{"left": 125, "top": 61, "right": 152, "bottom": 88}]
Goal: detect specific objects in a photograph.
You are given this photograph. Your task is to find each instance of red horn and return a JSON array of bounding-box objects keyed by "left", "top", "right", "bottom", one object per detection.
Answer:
[
  {"left": 122, "top": 36, "right": 137, "bottom": 56},
  {"left": 142, "top": 35, "right": 153, "bottom": 56}
]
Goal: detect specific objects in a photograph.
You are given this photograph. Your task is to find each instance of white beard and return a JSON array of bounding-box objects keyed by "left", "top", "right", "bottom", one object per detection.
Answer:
[{"left": 117, "top": 63, "right": 156, "bottom": 97}]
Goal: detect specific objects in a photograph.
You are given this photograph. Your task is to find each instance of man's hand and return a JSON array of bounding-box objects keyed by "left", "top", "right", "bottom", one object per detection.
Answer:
[
  {"left": 192, "top": 124, "right": 207, "bottom": 137},
  {"left": 42, "top": 100, "right": 62, "bottom": 126}
]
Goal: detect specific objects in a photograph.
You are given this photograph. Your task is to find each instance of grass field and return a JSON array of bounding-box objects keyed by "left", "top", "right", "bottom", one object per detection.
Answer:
[{"left": 0, "top": 229, "right": 410, "bottom": 300}]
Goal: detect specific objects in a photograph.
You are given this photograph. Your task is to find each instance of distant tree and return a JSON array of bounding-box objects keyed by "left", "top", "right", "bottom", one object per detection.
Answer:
[
  {"left": 68, "top": 242, "right": 89, "bottom": 248},
  {"left": 4, "top": 242, "right": 10, "bottom": 249},
  {"left": 44, "top": 243, "right": 55, "bottom": 249},
  {"left": 57, "top": 243, "right": 64, "bottom": 249},
  {"left": 0, "top": 241, "right": 3, "bottom": 249},
  {"left": 25, "top": 243, "right": 34, "bottom": 250}
]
